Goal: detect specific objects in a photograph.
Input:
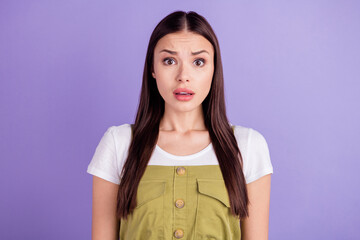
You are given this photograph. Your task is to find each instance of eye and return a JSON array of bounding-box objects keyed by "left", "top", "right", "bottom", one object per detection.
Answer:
[
  {"left": 194, "top": 58, "right": 205, "bottom": 67},
  {"left": 163, "top": 57, "right": 175, "bottom": 65}
]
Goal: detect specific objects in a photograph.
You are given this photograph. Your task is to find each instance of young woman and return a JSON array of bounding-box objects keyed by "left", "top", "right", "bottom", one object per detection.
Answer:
[{"left": 87, "top": 10, "right": 273, "bottom": 240}]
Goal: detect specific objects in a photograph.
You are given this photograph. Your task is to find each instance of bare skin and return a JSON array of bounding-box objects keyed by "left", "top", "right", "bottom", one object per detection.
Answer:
[
  {"left": 91, "top": 176, "right": 120, "bottom": 240},
  {"left": 152, "top": 30, "right": 214, "bottom": 155},
  {"left": 241, "top": 174, "right": 272, "bottom": 240}
]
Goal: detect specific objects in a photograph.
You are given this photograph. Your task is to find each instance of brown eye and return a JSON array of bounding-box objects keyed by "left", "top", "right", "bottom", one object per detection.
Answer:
[
  {"left": 163, "top": 57, "right": 175, "bottom": 65},
  {"left": 194, "top": 58, "right": 205, "bottom": 67}
]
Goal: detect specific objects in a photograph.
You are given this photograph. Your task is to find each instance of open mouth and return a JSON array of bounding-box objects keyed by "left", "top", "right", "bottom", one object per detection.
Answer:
[{"left": 175, "top": 92, "right": 194, "bottom": 95}]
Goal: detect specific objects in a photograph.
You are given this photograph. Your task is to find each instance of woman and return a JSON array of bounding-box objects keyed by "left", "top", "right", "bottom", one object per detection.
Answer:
[{"left": 87, "top": 10, "right": 273, "bottom": 240}]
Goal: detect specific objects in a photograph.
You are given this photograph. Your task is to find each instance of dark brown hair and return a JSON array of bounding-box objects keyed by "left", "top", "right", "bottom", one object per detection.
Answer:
[{"left": 117, "top": 10, "right": 249, "bottom": 221}]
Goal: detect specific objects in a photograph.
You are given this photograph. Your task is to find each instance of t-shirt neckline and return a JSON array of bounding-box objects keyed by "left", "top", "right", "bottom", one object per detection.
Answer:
[{"left": 155, "top": 142, "right": 213, "bottom": 160}]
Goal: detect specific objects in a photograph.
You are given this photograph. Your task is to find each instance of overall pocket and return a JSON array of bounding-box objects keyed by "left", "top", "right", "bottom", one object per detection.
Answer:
[
  {"left": 195, "top": 178, "right": 237, "bottom": 239},
  {"left": 120, "top": 179, "right": 167, "bottom": 240},
  {"left": 136, "top": 180, "right": 166, "bottom": 208}
]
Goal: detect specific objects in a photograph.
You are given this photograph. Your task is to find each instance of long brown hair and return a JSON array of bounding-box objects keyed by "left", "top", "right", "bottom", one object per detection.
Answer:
[{"left": 117, "top": 10, "right": 249, "bottom": 221}]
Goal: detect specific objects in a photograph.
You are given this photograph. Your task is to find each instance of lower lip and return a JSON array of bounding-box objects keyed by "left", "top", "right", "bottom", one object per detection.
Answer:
[{"left": 173, "top": 93, "right": 194, "bottom": 101}]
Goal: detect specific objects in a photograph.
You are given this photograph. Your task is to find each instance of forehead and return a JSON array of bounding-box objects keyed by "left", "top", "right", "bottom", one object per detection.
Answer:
[{"left": 155, "top": 31, "right": 214, "bottom": 54}]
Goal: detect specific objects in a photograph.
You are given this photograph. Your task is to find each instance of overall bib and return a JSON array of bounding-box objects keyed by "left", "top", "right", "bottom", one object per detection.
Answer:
[{"left": 120, "top": 126, "right": 241, "bottom": 240}]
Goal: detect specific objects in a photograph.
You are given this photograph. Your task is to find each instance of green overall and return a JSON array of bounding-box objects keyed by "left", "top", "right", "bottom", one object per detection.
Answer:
[{"left": 120, "top": 126, "right": 241, "bottom": 239}]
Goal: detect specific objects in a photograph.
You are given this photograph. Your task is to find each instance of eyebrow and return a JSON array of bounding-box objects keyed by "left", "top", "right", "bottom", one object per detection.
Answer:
[{"left": 159, "top": 49, "right": 210, "bottom": 55}]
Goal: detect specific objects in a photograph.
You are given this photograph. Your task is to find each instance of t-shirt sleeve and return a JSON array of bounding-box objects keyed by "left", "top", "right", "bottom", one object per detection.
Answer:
[
  {"left": 243, "top": 128, "right": 274, "bottom": 184},
  {"left": 86, "top": 126, "right": 120, "bottom": 185}
]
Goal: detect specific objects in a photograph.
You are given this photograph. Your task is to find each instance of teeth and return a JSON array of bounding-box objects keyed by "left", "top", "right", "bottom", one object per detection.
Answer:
[{"left": 177, "top": 92, "right": 191, "bottom": 95}]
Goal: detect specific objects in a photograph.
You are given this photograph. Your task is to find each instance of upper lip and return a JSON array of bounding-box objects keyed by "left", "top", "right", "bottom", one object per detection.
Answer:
[{"left": 173, "top": 88, "right": 195, "bottom": 94}]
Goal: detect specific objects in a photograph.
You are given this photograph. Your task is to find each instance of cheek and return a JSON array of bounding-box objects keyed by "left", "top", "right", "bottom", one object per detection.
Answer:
[
  {"left": 198, "top": 71, "right": 213, "bottom": 97},
  {"left": 201, "top": 69, "right": 214, "bottom": 87},
  {"left": 155, "top": 78, "right": 171, "bottom": 98}
]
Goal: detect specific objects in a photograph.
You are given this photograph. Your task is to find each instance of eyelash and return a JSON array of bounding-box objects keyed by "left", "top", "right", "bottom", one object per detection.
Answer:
[{"left": 162, "top": 57, "right": 206, "bottom": 67}]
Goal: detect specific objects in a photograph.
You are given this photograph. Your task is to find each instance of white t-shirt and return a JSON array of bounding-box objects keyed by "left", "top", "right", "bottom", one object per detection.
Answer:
[{"left": 86, "top": 123, "right": 273, "bottom": 184}]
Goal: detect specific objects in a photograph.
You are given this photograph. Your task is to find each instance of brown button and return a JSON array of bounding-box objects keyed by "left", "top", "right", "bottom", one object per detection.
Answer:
[
  {"left": 175, "top": 199, "right": 185, "bottom": 208},
  {"left": 174, "top": 229, "right": 184, "bottom": 238},
  {"left": 176, "top": 166, "right": 186, "bottom": 175}
]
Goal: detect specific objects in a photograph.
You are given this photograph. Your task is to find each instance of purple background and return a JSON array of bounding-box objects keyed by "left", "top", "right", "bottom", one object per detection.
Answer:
[{"left": 1, "top": 1, "right": 359, "bottom": 239}]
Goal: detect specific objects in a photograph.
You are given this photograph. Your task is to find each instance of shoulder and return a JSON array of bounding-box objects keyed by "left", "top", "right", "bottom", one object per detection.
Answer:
[
  {"left": 105, "top": 123, "right": 133, "bottom": 154},
  {"left": 230, "top": 123, "right": 273, "bottom": 184},
  {"left": 108, "top": 123, "right": 132, "bottom": 141},
  {"left": 230, "top": 123, "right": 268, "bottom": 150},
  {"left": 86, "top": 123, "right": 133, "bottom": 185},
  {"left": 230, "top": 123, "right": 251, "bottom": 147}
]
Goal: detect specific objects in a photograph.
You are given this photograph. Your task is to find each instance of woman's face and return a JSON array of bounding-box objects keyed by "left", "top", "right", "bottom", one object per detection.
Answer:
[{"left": 152, "top": 31, "right": 214, "bottom": 113}]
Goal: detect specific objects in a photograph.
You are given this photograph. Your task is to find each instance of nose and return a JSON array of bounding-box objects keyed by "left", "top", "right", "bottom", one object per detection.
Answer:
[{"left": 176, "top": 62, "right": 191, "bottom": 82}]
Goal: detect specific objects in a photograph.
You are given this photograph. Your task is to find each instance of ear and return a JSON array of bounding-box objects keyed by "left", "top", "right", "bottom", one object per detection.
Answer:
[{"left": 152, "top": 72, "right": 156, "bottom": 79}]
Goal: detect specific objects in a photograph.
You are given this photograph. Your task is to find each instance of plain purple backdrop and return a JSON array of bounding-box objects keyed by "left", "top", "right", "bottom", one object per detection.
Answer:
[{"left": 1, "top": 0, "right": 359, "bottom": 239}]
